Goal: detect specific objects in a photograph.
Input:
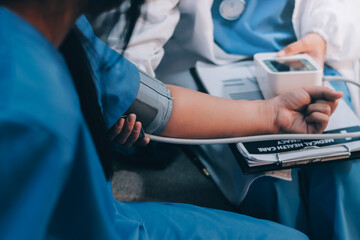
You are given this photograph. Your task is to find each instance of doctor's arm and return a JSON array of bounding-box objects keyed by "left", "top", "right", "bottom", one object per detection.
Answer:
[{"left": 290, "top": 0, "right": 360, "bottom": 65}]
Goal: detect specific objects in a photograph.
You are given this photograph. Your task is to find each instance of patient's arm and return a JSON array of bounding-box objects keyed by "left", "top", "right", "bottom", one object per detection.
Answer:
[{"left": 159, "top": 85, "right": 342, "bottom": 139}]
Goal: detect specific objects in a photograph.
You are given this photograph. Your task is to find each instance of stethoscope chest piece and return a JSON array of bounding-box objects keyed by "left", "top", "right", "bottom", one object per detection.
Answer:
[{"left": 219, "top": 0, "right": 246, "bottom": 21}]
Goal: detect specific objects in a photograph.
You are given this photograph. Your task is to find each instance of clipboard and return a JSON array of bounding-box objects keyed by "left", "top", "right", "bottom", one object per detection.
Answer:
[{"left": 190, "top": 61, "right": 360, "bottom": 174}]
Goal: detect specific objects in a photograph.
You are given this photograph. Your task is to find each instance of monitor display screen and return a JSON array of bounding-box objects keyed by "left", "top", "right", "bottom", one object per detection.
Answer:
[{"left": 264, "top": 59, "right": 316, "bottom": 72}]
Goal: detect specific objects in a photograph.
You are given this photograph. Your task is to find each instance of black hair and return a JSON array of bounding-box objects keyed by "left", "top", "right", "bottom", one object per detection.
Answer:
[
  {"left": 119, "top": 0, "right": 144, "bottom": 51},
  {"left": 59, "top": 0, "right": 144, "bottom": 179}
]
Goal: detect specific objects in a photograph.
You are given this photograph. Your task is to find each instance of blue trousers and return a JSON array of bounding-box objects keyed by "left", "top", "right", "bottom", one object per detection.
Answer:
[
  {"left": 240, "top": 160, "right": 360, "bottom": 240},
  {"left": 118, "top": 201, "right": 309, "bottom": 239}
]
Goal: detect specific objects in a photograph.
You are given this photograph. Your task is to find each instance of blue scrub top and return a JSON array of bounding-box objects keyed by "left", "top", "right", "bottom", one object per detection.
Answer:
[
  {"left": 0, "top": 8, "right": 140, "bottom": 239},
  {"left": 76, "top": 16, "right": 140, "bottom": 128},
  {"left": 211, "top": 0, "right": 296, "bottom": 55},
  {"left": 211, "top": 0, "right": 352, "bottom": 106},
  {"left": 0, "top": 7, "right": 310, "bottom": 240}
]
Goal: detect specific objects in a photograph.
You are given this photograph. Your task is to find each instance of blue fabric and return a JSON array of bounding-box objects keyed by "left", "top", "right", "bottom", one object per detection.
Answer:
[
  {"left": 324, "top": 65, "right": 353, "bottom": 109},
  {"left": 211, "top": 0, "right": 297, "bottom": 55},
  {"left": 124, "top": 202, "right": 308, "bottom": 239},
  {"left": 76, "top": 16, "right": 140, "bottom": 128},
  {"left": 0, "top": 8, "right": 309, "bottom": 240},
  {"left": 211, "top": 0, "right": 352, "bottom": 105},
  {"left": 238, "top": 67, "right": 358, "bottom": 240},
  {"left": 208, "top": 2, "right": 358, "bottom": 239},
  {"left": 240, "top": 160, "right": 360, "bottom": 240}
]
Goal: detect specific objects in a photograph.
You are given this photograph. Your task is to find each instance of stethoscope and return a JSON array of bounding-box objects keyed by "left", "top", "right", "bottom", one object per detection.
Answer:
[{"left": 219, "top": 0, "right": 246, "bottom": 21}]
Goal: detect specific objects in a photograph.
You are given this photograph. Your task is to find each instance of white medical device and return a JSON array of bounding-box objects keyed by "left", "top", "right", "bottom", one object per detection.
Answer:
[{"left": 254, "top": 52, "right": 323, "bottom": 99}]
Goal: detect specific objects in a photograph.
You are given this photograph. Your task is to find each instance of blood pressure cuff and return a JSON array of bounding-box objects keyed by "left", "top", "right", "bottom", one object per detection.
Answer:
[{"left": 125, "top": 70, "right": 173, "bottom": 134}]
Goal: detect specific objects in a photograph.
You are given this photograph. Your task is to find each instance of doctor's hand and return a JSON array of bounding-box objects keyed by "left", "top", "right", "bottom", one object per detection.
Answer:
[
  {"left": 270, "top": 87, "right": 342, "bottom": 134},
  {"left": 278, "top": 33, "right": 326, "bottom": 67},
  {"left": 109, "top": 114, "right": 150, "bottom": 147}
]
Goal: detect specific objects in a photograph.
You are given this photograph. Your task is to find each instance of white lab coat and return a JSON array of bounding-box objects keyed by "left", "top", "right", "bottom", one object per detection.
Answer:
[{"left": 101, "top": 0, "right": 360, "bottom": 114}]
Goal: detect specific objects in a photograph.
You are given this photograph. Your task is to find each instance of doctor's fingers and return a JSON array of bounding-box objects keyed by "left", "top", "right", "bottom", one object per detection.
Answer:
[
  {"left": 124, "top": 121, "right": 141, "bottom": 146},
  {"left": 124, "top": 122, "right": 149, "bottom": 147},
  {"left": 305, "top": 111, "right": 330, "bottom": 134},
  {"left": 278, "top": 39, "right": 308, "bottom": 57},
  {"left": 114, "top": 114, "right": 137, "bottom": 144},
  {"left": 278, "top": 35, "right": 314, "bottom": 57},
  {"left": 109, "top": 117, "right": 126, "bottom": 140},
  {"left": 278, "top": 33, "right": 326, "bottom": 66}
]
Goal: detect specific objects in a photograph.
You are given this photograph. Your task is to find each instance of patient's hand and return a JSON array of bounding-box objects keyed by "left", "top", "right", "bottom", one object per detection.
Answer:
[
  {"left": 109, "top": 114, "right": 150, "bottom": 147},
  {"left": 270, "top": 87, "right": 342, "bottom": 134},
  {"left": 278, "top": 33, "right": 326, "bottom": 66}
]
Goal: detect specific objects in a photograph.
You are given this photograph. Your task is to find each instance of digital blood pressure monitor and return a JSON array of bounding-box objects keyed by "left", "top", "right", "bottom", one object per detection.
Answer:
[{"left": 254, "top": 52, "right": 323, "bottom": 99}]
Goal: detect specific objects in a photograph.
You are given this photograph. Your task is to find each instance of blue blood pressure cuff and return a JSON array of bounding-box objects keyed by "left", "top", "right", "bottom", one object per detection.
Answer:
[{"left": 125, "top": 70, "right": 173, "bottom": 134}]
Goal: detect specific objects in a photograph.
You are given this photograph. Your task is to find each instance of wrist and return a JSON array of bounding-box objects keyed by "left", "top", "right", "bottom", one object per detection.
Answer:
[
  {"left": 304, "top": 31, "right": 327, "bottom": 46},
  {"left": 260, "top": 99, "right": 279, "bottom": 134}
]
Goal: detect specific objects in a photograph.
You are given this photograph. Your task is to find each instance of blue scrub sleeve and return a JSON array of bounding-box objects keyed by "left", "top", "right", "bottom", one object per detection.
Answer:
[
  {"left": 76, "top": 16, "right": 140, "bottom": 129},
  {"left": 0, "top": 117, "right": 73, "bottom": 239}
]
